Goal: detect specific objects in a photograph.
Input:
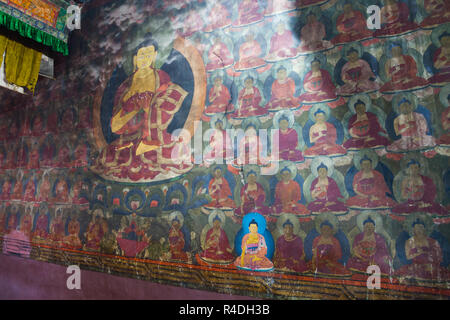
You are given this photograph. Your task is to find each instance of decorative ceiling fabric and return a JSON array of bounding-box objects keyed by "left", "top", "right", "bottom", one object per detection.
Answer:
[
  {"left": 0, "top": 0, "right": 71, "bottom": 55},
  {"left": 0, "top": 0, "right": 450, "bottom": 300}
]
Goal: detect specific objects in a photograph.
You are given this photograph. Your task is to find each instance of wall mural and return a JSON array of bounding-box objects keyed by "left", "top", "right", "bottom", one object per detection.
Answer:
[{"left": 0, "top": 0, "right": 450, "bottom": 299}]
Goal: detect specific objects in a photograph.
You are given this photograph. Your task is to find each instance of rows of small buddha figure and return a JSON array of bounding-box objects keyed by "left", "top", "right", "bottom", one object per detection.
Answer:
[
  {"left": 0, "top": 102, "right": 92, "bottom": 142},
  {"left": 2, "top": 205, "right": 447, "bottom": 282},
  {"left": 203, "top": 156, "right": 449, "bottom": 218},
  {"left": 179, "top": 0, "right": 450, "bottom": 56},
  {"left": 0, "top": 133, "right": 91, "bottom": 170},
  {"left": 0, "top": 170, "right": 90, "bottom": 205}
]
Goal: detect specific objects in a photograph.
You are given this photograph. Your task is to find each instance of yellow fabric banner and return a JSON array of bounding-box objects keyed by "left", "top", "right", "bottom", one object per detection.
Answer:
[{"left": 4, "top": 38, "right": 42, "bottom": 92}]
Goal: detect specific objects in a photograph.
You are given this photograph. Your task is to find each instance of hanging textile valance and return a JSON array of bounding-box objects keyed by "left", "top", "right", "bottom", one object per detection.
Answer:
[{"left": 0, "top": 0, "right": 70, "bottom": 55}]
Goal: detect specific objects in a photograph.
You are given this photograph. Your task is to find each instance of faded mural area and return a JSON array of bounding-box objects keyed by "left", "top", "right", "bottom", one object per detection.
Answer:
[{"left": 0, "top": 0, "right": 450, "bottom": 299}]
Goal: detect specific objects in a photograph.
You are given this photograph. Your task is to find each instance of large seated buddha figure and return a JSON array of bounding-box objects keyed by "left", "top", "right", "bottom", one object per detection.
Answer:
[{"left": 92, "top": 39, "right": 193, "bottom": 182}]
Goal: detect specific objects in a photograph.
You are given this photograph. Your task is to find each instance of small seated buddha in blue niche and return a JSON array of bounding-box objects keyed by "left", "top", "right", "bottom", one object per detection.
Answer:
[{"left": 234, "top": 213, "right": 274, "bottom": 272}]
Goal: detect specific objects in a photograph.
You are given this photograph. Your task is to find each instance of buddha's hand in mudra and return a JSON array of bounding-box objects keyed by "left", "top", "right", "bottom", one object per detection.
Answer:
[{"left": 251, "top": 255, "right": 262, "bottom": 262}]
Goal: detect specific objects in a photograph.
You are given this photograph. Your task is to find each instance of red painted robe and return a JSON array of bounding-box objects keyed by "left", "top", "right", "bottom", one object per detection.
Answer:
[
  {"left": 392, "top": 175, "right": 448, "bottom": 216},
  {"left": 266, "top": 30, "right": 297, "bottom": 61},
  {"left": 205, "top": 42, "right": 234, "bottom": 72},
  {"left": 40, "top": 140, "right": 55, "bottom": 167},
  {"left": 343, "top": 112, "right": 390, "bottom": 150},
  {"left": 438, "top": 107, "right": 450, "bottom": 145},
  {"left": 54, "top": 180, "right": 70, "bottom": 203},
  {"left": 299, "top": 69, "right": 337, "bottom": 103},
  {"left": 56, "top": 144, "right": 72, "bottom": 168},
  {"left": 71, "top": 180, "right": 89, "bottom": 205},
  {"left": 374, "top": 2, "right": 419, "bottom": 37},
  {"left": 0, "top": 214, "right": 6, "bottom": 234},
  {"left": 420, "top": 0, "right": 450, "bottom": 29},
  {"left": 204, "top": 3, "right": 232, "bottom": 32},
  {"left": 33, "top": 214, "right": 49, "bottom": 240},
  {"left": 429, "top": 47, "right": 450, "bottom": 85},
  {"left": 169, "top": 226, "right": 188, "bottom": 262},
  {"left": 298, "top": 20, "right": 332, "bottom": 53},
  {"left": 265, "top": 0, "right": 296, "bottom": 15},
  {"left": 231, "top": 86, "right": 267, "bottom": 118},
  {"left": 23, "top": 179, "right": 36, "bottom": 202},
  {"left": 0, "top": 179, "right": 12, "bottom": 200},
  {"left": 199, "top": 227, "right": 234, "bottom": 263},
  {"left": 29, "top": 115, "right": 45, "bottom": 137},
  {"left": 307, "top": 177, "right": 347, "bottom": 213},
  {"left": 304, "top": 122, "right": 347, "bottom": 157},
  {"left": 38, "top": 177, "right": 51, "bottom": 202},
  {"left": 49, "top": 217, "right": 65, "bottom": 244},
  {"left": 274, "top": 180, "right": 309, "bottom": 215},
  {"left": 234, "top": 233, "right": 274, "bottom": 271},
  {"left": 346, "top": 170, "right": 396, "bottom": 209},
  {"left": 64, "top": 218, "right": 82, "bottom": 249},
  {"left": 27, "top": 147, "right": 40, "bottom": 170},
  {"left": 204, "top": 129, "right": 234, "bottom": 163},
  {"left": 205, "top": 84, "right": 234, "bottom": 115},
  {"left": 380, "top": 55, "right": 428, "bottom": 93},
  {"left": 234, "top": 40, "right": 266, "bottom": 71},
  {"left": 85, "top": 220, "right": 106, "bottom": 251},
  {"left": 332, "top": 10, "right": 373, "bottom": 45},
  {"left": 117, "top": 221, "right": 149, "bottom": 257},
  {"left": 11, "top": 179, "right": 23, "bottom": 201},
  {"left": 387, "top": 112, "right": 436, "bottom": 152},
  {"left": 234, "top": 135, "right": 268, "bottom": 166},
  {"left": 16, "top": 145, "right": 28, "bottom": 168},
  {"left": 206, "top": 177, "right": 236, "bottom": 209},
  {"left": 274, "top": 235, "right": 308, "bottom": 273},
  {"left": 272, "top": 128, "right": 304, "bottom": 162},
  {"left": 233, "top": 0, "right": 263, "bottom": 27},
  {"left": 20, "top": 215, "right": 33, "bottom": 239},
  {"left": 336, "top": 59, "right": 380, "bottom": 96},
  {"left": 60, "top": 111, "right": 74, "bottom": 132},
  {"left": 96, "top": 69, "right": 189, "bottom": 181},
  {"left": 46, "top": 110, "right": 58, "bottom": 133},
  {"left": 236, "top": 182, "right": 270, "bottom": 216},
  {"left": 347, "top": 232, "right": 391, "bottom": 274}
]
